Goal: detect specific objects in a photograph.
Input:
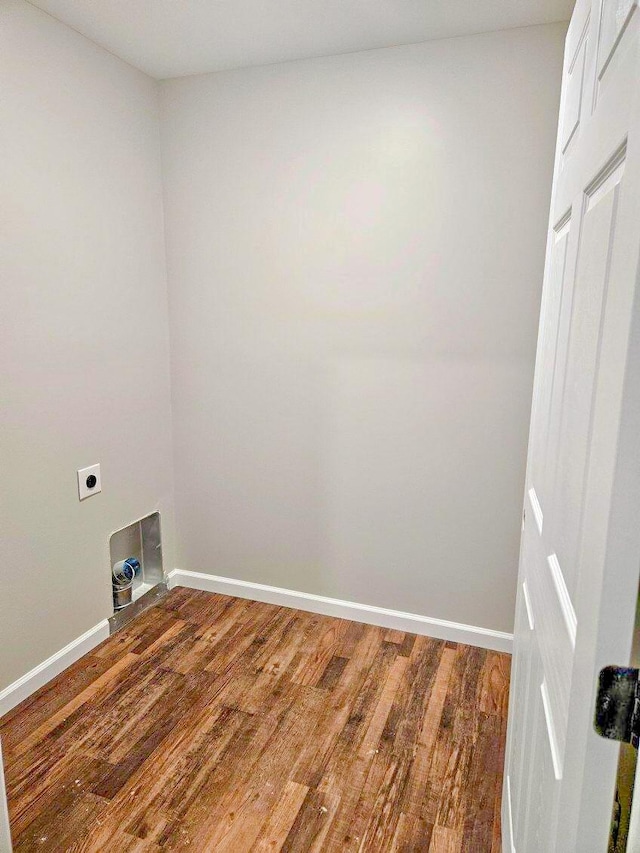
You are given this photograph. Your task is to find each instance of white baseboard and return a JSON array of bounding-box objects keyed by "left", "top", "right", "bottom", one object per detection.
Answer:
[
  {"left": 0, "top": 573, "right": 512, "bottom": 720},
  {"left": 167, "top": 570, "right": 513, "bottom": 653},
  {"left": 0, "top": 620, "right": 110, "bottom": 718}
]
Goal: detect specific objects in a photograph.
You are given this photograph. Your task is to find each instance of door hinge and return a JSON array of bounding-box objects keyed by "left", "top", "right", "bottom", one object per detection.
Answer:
[{"left": 594, "top": 666, "right": 640, "bottom": 748}]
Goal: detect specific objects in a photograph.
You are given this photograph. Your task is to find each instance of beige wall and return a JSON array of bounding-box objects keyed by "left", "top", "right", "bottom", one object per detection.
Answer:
[
  {"left": 0, "top": 0, "right": 174, "bottom": 689},
  {"left": 160, "top": 24, "right": 566, "bottom": 633}
]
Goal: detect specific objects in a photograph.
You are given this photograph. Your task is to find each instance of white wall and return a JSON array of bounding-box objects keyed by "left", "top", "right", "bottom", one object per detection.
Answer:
[
  {"left": 0, "top": 6, "right": 565, "bottom": 693},
  {"left": 161, "top": 24, "right": 566, "bottom": 633},
  {"left": 0, "top": 0, "right": 174, "bottom": 689}
]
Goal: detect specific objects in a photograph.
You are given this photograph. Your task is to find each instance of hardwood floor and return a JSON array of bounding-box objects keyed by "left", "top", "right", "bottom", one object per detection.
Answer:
[{"left": 0, "top": 588, "right": 510, "bottom": 852}]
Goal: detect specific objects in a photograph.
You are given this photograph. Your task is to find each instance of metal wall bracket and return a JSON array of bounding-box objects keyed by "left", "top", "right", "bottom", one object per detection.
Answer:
[{"left": 108, "top": 582, "right": 169, "bottom": 634}]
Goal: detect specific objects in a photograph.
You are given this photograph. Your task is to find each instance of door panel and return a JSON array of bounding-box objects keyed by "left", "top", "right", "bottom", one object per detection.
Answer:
[
  {"left": 528, "top": 212, "right": 572, "bottom": 517},
  {"left": 523, "top": 502, "right": 574, "bottom": 775},
  {"left": 561, "top": 15, "right": 590, "bottom": 155},
  {"left": 552, "top": 149, "right": 625, "bottom": 600},
  {"left": 596, "top": 0, "right": 636, "bottom": 80},
  {"left": 523, "top": 678, "right": 561, "bottom": 853},
  {"left": 503, "top": 1, "right": 640, "bottom": 850}
]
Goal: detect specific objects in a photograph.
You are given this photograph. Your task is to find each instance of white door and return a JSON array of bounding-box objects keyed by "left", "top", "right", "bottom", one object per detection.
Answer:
[
  {"left": 0, "top": 744, "right": 11, "bottom": 853},
  {"left": 503, "top": 1, "right": 640, "bottom": 851}
]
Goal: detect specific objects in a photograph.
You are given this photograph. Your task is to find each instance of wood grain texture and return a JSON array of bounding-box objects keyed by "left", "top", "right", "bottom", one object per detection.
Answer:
[{"left": 0, "top": 588, "right": 510, "bottom": 852}]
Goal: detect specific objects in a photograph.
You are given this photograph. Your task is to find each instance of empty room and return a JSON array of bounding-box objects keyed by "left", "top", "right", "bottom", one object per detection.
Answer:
[{"left": 3, "top": 0, "right": 640, "bottom": 850}]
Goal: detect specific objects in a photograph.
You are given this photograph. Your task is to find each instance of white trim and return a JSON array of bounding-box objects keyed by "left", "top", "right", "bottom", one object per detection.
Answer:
[
  {"left": 541, "top": 679, "right": 563, "bottom": 781},
  {"left": 547, "top": 553, "right": 577, "bottom": 648},
  {"left": 168, "top": 570, "right": 513, "bottom": 653},
  {"left": 0, "top": 620, "right": 109, "bottom": 718}
]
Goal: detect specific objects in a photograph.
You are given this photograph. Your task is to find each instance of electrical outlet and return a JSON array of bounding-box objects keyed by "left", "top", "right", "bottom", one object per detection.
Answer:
[{"left": 77, "top": 463, "right": 101, "bottom": 500}]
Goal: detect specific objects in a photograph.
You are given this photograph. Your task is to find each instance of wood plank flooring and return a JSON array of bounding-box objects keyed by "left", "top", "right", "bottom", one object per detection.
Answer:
[{"left": 0, "top": 588, "right": 510, "bottom": 852}]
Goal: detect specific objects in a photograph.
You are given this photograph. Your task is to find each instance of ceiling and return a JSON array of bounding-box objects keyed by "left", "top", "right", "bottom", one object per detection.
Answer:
[{"left": 27, "top": 0, "right": 573, "bottom": 80}]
